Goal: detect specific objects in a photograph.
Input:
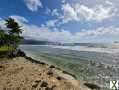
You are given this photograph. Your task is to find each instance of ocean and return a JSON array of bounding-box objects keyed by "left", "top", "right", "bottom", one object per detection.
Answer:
[{"left": 20, "top": 44, "right": 119, "bottom": 89}]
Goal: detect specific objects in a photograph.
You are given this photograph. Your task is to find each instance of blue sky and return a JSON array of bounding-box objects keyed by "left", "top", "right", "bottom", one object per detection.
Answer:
[{"left": 0, "top": 0, "right": 119, "bottom": 43}]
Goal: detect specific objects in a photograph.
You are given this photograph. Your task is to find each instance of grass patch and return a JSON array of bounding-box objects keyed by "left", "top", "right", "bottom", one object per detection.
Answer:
[{"left": 0, "top": 45, "right": 15, "bottom": 52}]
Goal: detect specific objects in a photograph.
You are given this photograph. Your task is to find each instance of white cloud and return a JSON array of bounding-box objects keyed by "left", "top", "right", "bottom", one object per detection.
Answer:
[
  {"left": 76, "top": 27, "right": 119, "bottom": 37},
  {"left": 22, "top": 24, "right": 119, "bottom": 43},
  {"left": 22, "top": 24, "right": 75, "bottom": 42},
  {"left": 61, "top": 2, "right": 116, "bottom": 23},
  {"left": 78, "top": 4, "right": 116, "bottom": 21},
  {"left": 0, "top": 20, "right": 6, "bottom": 30},
  {"left": 52, "top": 9, "right": 60, "bottom": 16},
  {"left": 75, "top": 27, "right": 119, "bottom": 43},
  {"left": 45, "top": 19, "right": 58, "bottom": 28},
  {"left": 24, "top": 0, "right": 42, "bottom": 11},
  {"left": 105, "top": 1, "right": 113, "bottom": 5},
  {"left": 1, "top": 15, "right": 119, "bottom": 43},
  {"left": 62, "top": 0, "right": 66, "bottom": 4},
  {"left": 19, "top": 14, "right": 119, "bottom": 43},
  {"left": 61, "top": 3, "right": 78, "bottom": 23},
  {"left": 5, "top": 0, "right": 119, "bottom": 43},
  {"left": 19, "top": 17, "right": 119, "bottom": 43},
  {"left": 10, "top": 15, "right": 28, "bottom": 23},
  {"left": 45, "top": 8, "right": 51, "bottom": 15}
]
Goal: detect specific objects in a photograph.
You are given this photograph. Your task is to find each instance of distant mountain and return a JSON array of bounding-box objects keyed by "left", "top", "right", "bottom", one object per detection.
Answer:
[
  {"left": 21, "top": 39, "right": 110, "bottom": 47},
  {"left": 21, "top": 39, "right": 62, "bottom": 45}
]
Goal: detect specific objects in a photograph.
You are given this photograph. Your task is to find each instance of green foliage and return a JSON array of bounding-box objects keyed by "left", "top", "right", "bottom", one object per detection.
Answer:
[
  {"left": 0, "top": 18, "right": 23, "bottom": 52},
  {"left": 0, "top": 29, "right": 8, "bottom": 46},
  {"left": 5, "top": 18, "right": 22, "bottom": 35},
  {"left": 0, "top": 30, "right": 5, "bottom": 38},
  {"left": 0, "top": 45, "right": 15, "bottom": 52}
]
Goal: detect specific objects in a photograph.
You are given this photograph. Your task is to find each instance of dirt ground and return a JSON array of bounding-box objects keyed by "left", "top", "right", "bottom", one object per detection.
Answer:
[{"left": 0, "top": 57, "right": 91, "bottom": 90}]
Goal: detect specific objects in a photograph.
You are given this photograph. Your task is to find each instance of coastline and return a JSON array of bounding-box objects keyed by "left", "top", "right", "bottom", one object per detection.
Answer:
[
  {"left": 0, "top": 50, "right": 101, "bottom": 90},
  {"left": 23, "top": 50, "right": 78, "bottom": 79},
  {"left": 22, "top": 50, "right": 103, "bottom": 89}
]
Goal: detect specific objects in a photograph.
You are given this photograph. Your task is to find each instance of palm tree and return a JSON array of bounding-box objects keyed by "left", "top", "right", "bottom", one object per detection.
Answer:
[
  {"left": 5, "top": 18, "right": 23, "bottom": 49},
  {"left": 5, "top": 18, "right": 22, "bottom": 36}
]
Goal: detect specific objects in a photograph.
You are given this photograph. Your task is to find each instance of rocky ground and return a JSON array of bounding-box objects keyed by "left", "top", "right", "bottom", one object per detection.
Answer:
[{"left": 0, "top": 57, "right": 95, "bottom": 90}]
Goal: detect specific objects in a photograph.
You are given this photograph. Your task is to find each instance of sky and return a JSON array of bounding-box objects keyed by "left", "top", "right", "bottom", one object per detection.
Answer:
[{"left": 0, "top": 0, "right": 119, "bottom": 43}]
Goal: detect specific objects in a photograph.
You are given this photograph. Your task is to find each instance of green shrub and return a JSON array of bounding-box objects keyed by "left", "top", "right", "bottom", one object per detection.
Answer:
[{"left": 0, "top": 45, "right": 15, "bottom": 52}]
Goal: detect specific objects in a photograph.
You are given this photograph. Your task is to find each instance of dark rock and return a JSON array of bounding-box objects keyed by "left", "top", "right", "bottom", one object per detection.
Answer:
[
  {"left": 56, "top": 76, "right": 62, "bottom": 80},
  {"left": 32, "top": 82, "right": 39, "bottom": 88},
  {"left": 40, "top": 81, "right": 48, "bottom": 87},
  {"left": 17, "top": 49, "right": 26, "bottom": 57},
  {"left": 0, "top": 65, "right": 3, "bottom": 68},
  {"left": 84, "top": 83, "right": 101, "bottom": 90},
  {"left": 35, "top": 80, "right": 41, "bottom": 83},
  {"left": 45, "top": 87, "right": 53, "bottom": 90},
  {"left": 39, "top": 62, "right": 46, "bottom": 65},
  {"left": 8, "top": 52, "right": 15, "bottom": 58},
  {"left": 25, "top": 56, "right": 34, "bottom": 61},
  {"left": 45, "top": 85, "right": 56, "bottom": 90},
  {"left": 25, "top": 56, "right": 46, "bottom": 65},
  {"left": 0, "top": 49, "right": 26, "bottom": 58},
  {"left": 47, "top": 69, "right": 53, "bottom": 76},
  {"left": 47, "top": 72, "right": 53, "bottom": 76},
  {"left": 49, "top": 65, "right": 55, "bottom": 68},
  {"left": 32, "top": 80, "right": 41, "bottom": 88}
]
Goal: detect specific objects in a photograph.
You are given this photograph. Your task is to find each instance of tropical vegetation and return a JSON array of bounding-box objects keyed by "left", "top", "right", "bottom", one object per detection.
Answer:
[{"left": 0, "top": 18, "right": 23, "bottom": 52}]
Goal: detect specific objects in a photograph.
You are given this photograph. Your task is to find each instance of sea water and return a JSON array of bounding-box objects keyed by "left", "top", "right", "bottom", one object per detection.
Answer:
[{"left": 20, "top": 44, "right": 119, "bottom": 89}]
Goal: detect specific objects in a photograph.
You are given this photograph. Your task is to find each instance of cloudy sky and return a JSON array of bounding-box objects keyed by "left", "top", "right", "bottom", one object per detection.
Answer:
[{"left": 0, "top": 0, "right": 119, "bottom": 43}]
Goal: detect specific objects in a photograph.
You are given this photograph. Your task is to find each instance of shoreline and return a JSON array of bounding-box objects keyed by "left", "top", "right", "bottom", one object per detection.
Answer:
[
  {"left": 23, "top": 51, "right": 101, "bottom": 89},
  {"left": 0, "top": 56, "right": 91, "bottom": 90},
  {"left": 22, "top": 49, "right": 116, "bottom": 89},
  {"left": 0, "top": 50, "right": 101, "bottom": 90},
  {"left": 24, "top": 51, "right": 78, "bottom": 80}
]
